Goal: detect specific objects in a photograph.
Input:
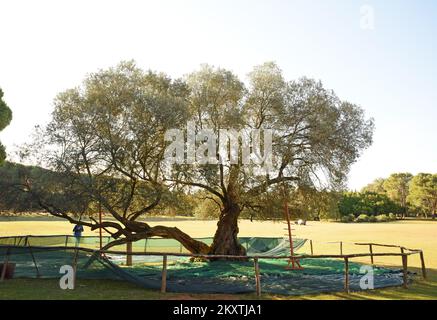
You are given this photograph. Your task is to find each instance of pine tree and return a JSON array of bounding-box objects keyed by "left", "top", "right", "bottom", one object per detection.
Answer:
[{"left": 0, "top": 88, "right": 13, "bottom": 165}]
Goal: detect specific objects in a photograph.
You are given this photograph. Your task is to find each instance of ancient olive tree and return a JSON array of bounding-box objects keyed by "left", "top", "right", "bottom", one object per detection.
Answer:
[
  {"left": 22, "top": 61, "right": 374, "bottom": 256},
  {"left": 165, "top": 62, "right": 374, "bottom": 255},
  {"left": 0, "top": 88, "right": 13, "bottom": 165}
]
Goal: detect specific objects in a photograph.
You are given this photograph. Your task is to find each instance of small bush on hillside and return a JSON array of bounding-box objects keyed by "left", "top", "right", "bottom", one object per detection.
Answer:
[{"left": 388, "top": 213, "right": 397, "bottom": 221}]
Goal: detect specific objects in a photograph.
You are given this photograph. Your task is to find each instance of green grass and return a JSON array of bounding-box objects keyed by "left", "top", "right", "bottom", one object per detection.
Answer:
[{"left": 1, "top": 268, "right": 436, "bottom": 300}]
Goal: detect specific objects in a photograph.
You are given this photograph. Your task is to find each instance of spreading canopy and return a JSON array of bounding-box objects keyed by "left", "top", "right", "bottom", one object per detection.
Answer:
[{"left": 19, "top": 61, "right": 374, "bottom": 256}]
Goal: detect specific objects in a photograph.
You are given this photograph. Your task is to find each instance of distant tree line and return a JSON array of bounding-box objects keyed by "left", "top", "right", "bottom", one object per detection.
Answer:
[
  {"left": 360, "top": 173, "right": 437, "bottom": 219},
  {"left": 1, "top": 163, "right": 435, "bottom": 223}
]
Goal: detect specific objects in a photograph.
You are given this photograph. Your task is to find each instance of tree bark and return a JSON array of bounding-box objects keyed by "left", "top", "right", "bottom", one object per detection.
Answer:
[
  {"left": 111, "top": 220, "right": 211, "bottom": 255},
  {"left": 209, "top": 201, "right": 246, "bottom": 257},
  {"left": 83, "top": 225, "right": 211, "bottom": 268},
  {"left": 146, "top": 225, "right": 210, "bottom": 254}
]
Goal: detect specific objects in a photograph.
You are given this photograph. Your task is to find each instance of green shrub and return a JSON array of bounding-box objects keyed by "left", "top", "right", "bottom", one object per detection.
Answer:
[
  {"left": 376, "top": 214, "right": 389, "bottom": 222},
  {"left": 340, "top": 215, "right": 351, "bottom": 223},
  {"left": 368, "top": 215, "right": 377, "bottom": 223},
  {"left": 388, "top": 213, "right": 397, "bottom": 221},
  {"left": 355, "top": 214, "right": 370, "bottom": 223},
  {"left": 340, "top": 214, "right": 356, "bottom": 223}
]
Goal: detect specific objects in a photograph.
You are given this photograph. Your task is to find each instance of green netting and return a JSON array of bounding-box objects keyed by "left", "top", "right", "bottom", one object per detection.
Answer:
[
  {"left": 0, "top": 236, "right": 408, "bottom": 295},
  {"left": 0, "top": 235, "right": 305, "bottom": 256},
  {"left": 120, "top": 257, "right": 407, "bottom": 295}
]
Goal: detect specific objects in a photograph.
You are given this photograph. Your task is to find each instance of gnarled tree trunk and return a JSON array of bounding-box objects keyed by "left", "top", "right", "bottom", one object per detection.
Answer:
[
  {"left": 209, "top": 201, "right": 246, "bottom": 257},
  {"left": 146, "top": 225, "right": 210, "bottom": 254}
]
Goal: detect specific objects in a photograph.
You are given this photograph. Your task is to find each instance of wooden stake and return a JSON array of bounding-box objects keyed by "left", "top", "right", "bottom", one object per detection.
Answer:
[
  {"left": 161, "top": 255, "right": 168, "bottom": 293},
  {"left": 369, "top": 244, "right": 374, "bottom": 265},
  {"left": 402, "top": 254, "right": 408, "bottom": 289},
  {"left": 310, "top": 240, "right": 314, "bottom": 256},
  {"left": 72, "top": 248, "right": 79, "bottom": 290},
  {"left": 254, "top": 257, "right": 261, "bottom": 297},
  {"left": 64, "top": 235, "right": 69, "bottom": 249},
  {"left": 340, "top": 242, "right": 343, "bottom": 256},
  {"left": 419, "top": 251, "right": 427, "bottom": 280},
  {"left": 0, "top": 248, "right": 11, "bottom": 282},
  {"left": 126, "top": 242, "right": 133, "bottom": 266},
  {"left": 28, "top": 246, "right": 41, "bottom": 278},
  {"left": 344, "top": 257, "right": 350, "bottom": 294},
  {"left": 99, "top": 203, "right": 103, "bottom": 251}
]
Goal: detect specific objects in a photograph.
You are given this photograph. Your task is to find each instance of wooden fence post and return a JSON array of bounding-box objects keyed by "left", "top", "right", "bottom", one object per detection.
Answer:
[
  {"left": 369, "top": 244, "right": 374, "bottom": 265},
  {"left": 340, "top": 242, "right": 343, "bottom": 256},
  {"left": 0, "top": 248, "right": 11, "bottom": 282},
  {"left": 161, "top": 255, "right": 168, "bottom": 293},
  {"left": 64, "top": 235, "right": 69, "bottom": 250},
  {"left": 254, "top": 257, "right": 261, "bottom": 297},
  {"left": 402, "top": 254, "right": 408, "bottom": 289},
  {"left": 310, "top": 240, "right": 314, "bottom": 256},
  {"left": 419, "top": 251, "right": 427, "bottom": 280},
  {"left": 28, "top": 246, "right": 41, "bottom": 278},
  {"left": 126, "top": 242, "right": 133, "bottom": 266},
  {"left": 344, "top": 257, "right": 350, "bottom": 294},
  {"left": 72, "top": 248, "right": 79, "bottom": 290}
]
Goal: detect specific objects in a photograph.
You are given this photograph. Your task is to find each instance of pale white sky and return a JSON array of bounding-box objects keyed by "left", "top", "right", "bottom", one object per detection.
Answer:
[{"left": 0, "top": 0, "right": 436, "bottom": 190}]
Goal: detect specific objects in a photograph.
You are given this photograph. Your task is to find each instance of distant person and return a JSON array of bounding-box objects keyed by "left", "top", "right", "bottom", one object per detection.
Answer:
[{"left": 73, "top": 224, "right": 84, "bottom": 245}]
